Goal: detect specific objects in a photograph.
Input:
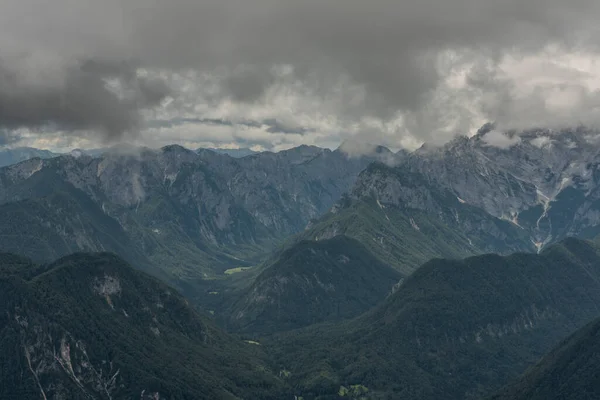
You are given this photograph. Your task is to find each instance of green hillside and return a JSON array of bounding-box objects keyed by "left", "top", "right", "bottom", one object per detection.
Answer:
[
  {"left": 302, "top": 198, "right": 479, "bottom": 275},
  {"left": 225, "top": 236, "right": 402, "bottom": 334},
  {"left": 267, "top": 238, "right": 600, "bottom": 399},
  {"left": 0, "top": 252, "right": 283, "bottom": 399},
  {"left": 299, "top": 162, "right": 535, "bottom": 276},
  {"left": 490, "top": 317, "right": 600, "bottom": 400}
]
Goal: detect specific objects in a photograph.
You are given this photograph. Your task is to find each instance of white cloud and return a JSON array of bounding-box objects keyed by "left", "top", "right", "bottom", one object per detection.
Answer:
[
  {"left": 481, "top": 130, "right": 522, "bottom": 149},
  {"left": 4, "top": 1, "right": 600, "bottom": 152},
  {"left": 530, "top": 136, "right": 553, "bottom": 148},
  {"left": 11, "top": 48, "right": 600, "bottom": 154}
]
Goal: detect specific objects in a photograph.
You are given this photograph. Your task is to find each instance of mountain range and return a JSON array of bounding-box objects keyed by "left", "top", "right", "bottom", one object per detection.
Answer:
[
  {"left": 405, "top": 126, "right": 600, "bottom": 250},
  {"left": 3, "top": 127, "right": 600, "bottom": 399},
  {"left": 0, "top": 145, "right": 396, "bottom": 290},
  {"left": 2, "top": 129, "right": 600, "bottom": 300},
  {"left": 5, "top": 127, "right": 600, "bottom": 277},
  {"left": 267, "top": 237, "right": 600, "bottom": 399}
]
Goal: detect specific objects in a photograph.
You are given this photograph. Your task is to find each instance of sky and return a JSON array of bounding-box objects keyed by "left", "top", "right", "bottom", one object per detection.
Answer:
[{"left": 4, "top": 1, "right": 600, "bottom": 152}]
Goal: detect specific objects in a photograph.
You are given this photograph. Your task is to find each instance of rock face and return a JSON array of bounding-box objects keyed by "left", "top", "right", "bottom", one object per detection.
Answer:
[
  {"left": 5, "top": 127, "right": 600, "bottom": 280},
  {"left": 0, "top": 145, "right": 399, "bottom": 281},
  {"left": 349, "top": 163, "right": 535, "bottom": 256},
  {"left": 400, "top": 127, "right": 600, "bottom": 250},
  {"left": 298, "top": 160, "right": 535, "bottom": 275},
  {"left": 317, "top": 126, "right": 600, "bottom": 267},
  {"left": 282, "top": 127, "right": 600, "bottom": 276}
]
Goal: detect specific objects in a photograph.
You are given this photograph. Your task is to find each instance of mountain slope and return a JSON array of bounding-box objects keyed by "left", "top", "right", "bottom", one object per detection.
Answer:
[
  {"left": 302, "top": 199, "right": 476, "bottom": 275},
  {"left": 269, "top": 238, "right": 600, "bottom": 399},
  {"left": 300, "top": 162, "right": 534, "bottom": 274},
  {"left": 404, "top": 127, "right": 600, "bottom": 250},
  {"left": 490, "top": 317, "right": 600, "bottom": 400},
  {"left": 225, "top": 236, "right": 402, "bottom": 334},
  {"left": 0, "top": 252, "right": 283, "bottom": 399},
  {"left": 0, "top": 166, "right": 150, "bottom": 261}
]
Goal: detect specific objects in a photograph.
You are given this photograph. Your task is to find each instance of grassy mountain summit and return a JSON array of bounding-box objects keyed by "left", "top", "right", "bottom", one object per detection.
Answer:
[
  {"left": 490, "top": 317, "right": 600, "bottom": 400},
  {"left": 225, "top": 236, "right": 402, "bottom": 334},
  {"left": 0, "top": 252, "right": 283, "bottom": 399},
  {"left": 268, "top": 237, "right": 600, "bottom": 399}
]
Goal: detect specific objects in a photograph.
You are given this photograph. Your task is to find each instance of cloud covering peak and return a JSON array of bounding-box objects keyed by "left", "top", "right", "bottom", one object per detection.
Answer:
[{"left": 4, "top": 0, "right": 600, "bottom": 150}]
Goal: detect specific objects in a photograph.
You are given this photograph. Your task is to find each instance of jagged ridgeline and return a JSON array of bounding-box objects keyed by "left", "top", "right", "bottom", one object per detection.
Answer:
[
  {"left": 403, "top": 128, "right": 600, "bottom": 249},
  {"left": 3, "top": 130, "right": 600, "bottom": 399},
  {"left": 294, "top": 128, "right": 600, "bottom": 278},
  {"left": 3, "top": 130, "right": 600, "bottom": 297},
  {"left": 0, "top": 252, "right": 284, "bottom": 399},
  {"left": 0, "top": 145, "right": 399, "bottom": 288}
]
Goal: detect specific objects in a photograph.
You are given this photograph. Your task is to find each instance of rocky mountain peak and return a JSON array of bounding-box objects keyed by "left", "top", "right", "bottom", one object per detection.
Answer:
[
  {"left": 349, "top": 126, "right": 600, "bottom": 252},
  {"left": 161, "top": 143, "right": 192, "bottom": 153}
]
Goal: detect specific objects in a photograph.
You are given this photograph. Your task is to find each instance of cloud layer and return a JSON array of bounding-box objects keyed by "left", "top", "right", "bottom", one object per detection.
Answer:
[{"left": 4, "top": 0, "right": 600, "bottom": 150}]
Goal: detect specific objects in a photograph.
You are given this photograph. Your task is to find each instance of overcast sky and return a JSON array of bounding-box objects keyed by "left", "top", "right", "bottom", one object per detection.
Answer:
[{"left": 4, "top": 0, "right": 600, "bottom": 151}]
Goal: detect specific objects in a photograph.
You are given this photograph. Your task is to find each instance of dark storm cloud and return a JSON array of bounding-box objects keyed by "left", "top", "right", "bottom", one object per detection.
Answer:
[
  {"left": 120, "top": 0, "right": 600, "bottom": 113},
  {"left": 149, "top": 117, "right": 310, "bottom": 135},
  {"left": 0, "top": 129, "right": 20, "bottom": 146},
  {"left": 263, "top": 119, "right": 310, "bottom": 135},
  {"left": 3, "top": 0, "right": 600, "bottom": 143},
  {"left": 221, "top": 67, "right": 275, "bottom": 103},
  {"left": 0, "top": 57, "right": 170, "bottom": 139}
]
